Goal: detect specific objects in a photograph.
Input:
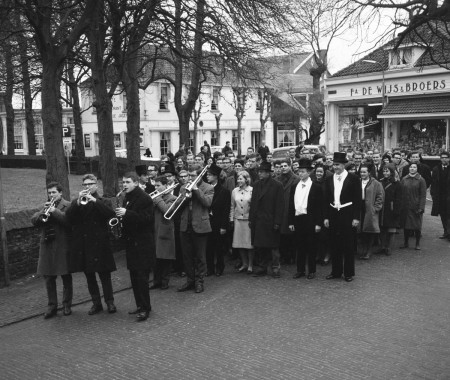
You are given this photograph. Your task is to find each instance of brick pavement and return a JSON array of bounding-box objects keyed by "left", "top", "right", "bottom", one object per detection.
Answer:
[{"left": 1, "top": 208, "right": 450, "bottom": 379}]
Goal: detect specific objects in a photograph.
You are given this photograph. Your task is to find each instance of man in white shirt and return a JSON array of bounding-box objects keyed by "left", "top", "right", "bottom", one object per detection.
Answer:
[
  {"left": 323, "top": 152, "right": 361, "bottom": 282},
  {"left": 288, "top": 158, "right": 323, "bottom": 279}
]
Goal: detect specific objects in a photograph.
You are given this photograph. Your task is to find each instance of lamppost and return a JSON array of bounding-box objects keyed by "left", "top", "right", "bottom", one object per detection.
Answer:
[{"left": 363, "top": 59, "right": 386, "bottom": 149}]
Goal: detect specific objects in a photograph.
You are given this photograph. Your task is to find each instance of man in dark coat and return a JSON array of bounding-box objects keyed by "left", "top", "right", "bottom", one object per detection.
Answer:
[
  {"left": 115, "top": 172, "right": 155, "bottom": 321},
  {"left": 288, "top": 158, "right": 323, "bottom": 279},
  {"left": 177, "top": 165, "right": 214, "bottom": 293},
  {"left": 66, "top": 174, "right": 117, "bottom": 315},
  {"left": 136, "top": 164, "right": 154, "bottom": 194},
  {"left": 206, "top": 164, "right": 231, "bottom": 276},
  {"left": 31, "top": 181, "right": 72, "bottom": 319},
  {"left": 257, "top": 140, "right": 270, "bottom": 160},
  {"left": 249, "top": 161, "right": 284, "bottom": 277},
  {"left": 323, "top": 152, "right": 362, "bottom": 282},
  {"left": 401, "top": 151, "right": 432, "bottom": 188},
  {"left": 430, "top": 151, "right": 450, "bottom": 239}
]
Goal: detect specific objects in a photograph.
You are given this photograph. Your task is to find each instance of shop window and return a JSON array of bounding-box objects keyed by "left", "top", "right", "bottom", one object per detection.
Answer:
[
  {"left": 160, "top": 84, "right": 169, "bottom": 110},
  {"left": 160, "top": 132, "right": 170, "bottom": 155},
  {"left": 211, "top": 87, "right": 220, "bottom": 111},
  {"left": 211, "top": 131, "right": 218, "bottom": 146},
  {"left": 397, "top": 119, "right": 446, "bottom": 156},
  {"left": 14, "top": 120, "right": 24, "bottom": 149}
]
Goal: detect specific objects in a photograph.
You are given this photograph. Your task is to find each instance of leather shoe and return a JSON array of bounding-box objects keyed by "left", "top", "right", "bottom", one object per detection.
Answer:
[
  {"left": 272, "top": 269, "right": 281, "bottom": 278},
  {"left": 344, "top": 276, "right": 353, "bottom": 282},
  {"left": 106, "top": 303, "right": 117, "bottom": 314},
  {"left": 63, "top": 305, "right": 72, "bottom": 316},
  {"left": 326, "top": 274, "right": 340, "bottom": 280},
  {"left": 160, "top": 283, "right": 169, "bottom": 290},
  {"left": 307, "top": 273, "right": 315, "bottom": 280},
  {"left": 252, "top": 269, "right": 267, "bottom": 277},
  {"left": 439, "top": 234, "right": 449, "bottom": 239},
  {"left": 293, "top": 272, "right": 305, "bottom": 279},
  {"left": 44, "top": 308, "right": 57, "bottom": 319},
  {"left": 195, "top": 284, "right": 204, "bottom": 293},
  {"left": 136, "top": 311, "right": 150, "bottom": 322},
  {"left": 238, "top": 266, "right": 248, "bottom": 273},
  {"left": 128, "top": 307, "right": 142, "bottom": 315},
  {"left": 88, "top": 304, "right": 103, "bottom": 315},
  {"left": 177, "top": 282, "right": 195, "bottom": 292},
  {"left": 149, "top": 283, "right": 161, "bottom": 290}
]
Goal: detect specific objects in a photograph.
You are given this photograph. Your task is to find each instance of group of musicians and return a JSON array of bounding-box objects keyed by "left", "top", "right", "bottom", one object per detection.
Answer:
[{"left": 32, "top": 150, "right": 365, "bottom": 322}]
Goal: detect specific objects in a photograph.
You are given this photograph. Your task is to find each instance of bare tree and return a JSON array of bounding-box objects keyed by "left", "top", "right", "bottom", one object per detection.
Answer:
[{"left": 231, "top": 87, "right": 251, "bottom": 156}]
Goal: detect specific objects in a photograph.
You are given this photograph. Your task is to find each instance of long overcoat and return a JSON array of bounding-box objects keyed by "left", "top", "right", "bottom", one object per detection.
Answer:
[
  {"left": 31, "top": 199, "right": 71, "bottom": 276},
  {"left": 380, "top": 177, "right": 401, "bottom": 228},
  {"left": 276, "top": 172, "right": 299, "bottom": 234},
  {"left": 153, "top": 192, "right": 176, "bottom": 260},
  {"left": 359, "top": 178, "right": 384, "bottom": 233},
  {"left": 430, "top": 165, "right": 450, "bottom": 216},
  {"left": 249, "top": 176, "right": 284, "bottom": 248},
  {"left": 121, "top": 187, "right": 156, "bottom": 271},
  {"left": 66, "top": 195, "right": 116, "bottom": 274},
  {"left": 209, "top": 182, "right": 231, "bottom": 232},
  {"left": 399, "top": 174, "right": 427, "bottom": 230}
]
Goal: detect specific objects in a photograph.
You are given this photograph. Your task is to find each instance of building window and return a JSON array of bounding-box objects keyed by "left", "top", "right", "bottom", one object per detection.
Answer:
[
  {"left": 160, "top": 84, "right": 169, "bottom": 110},
  {"left": 69, "top": 125, "right": 76, "bottom": 150},
  {"left": 122, "top": 93, "right": 127, "bottom": 113},
  {"left": 14, "top": 120, "right": 24, "bottom": 149},
  {"left": 232, "top": 130, "right": 238, "bottom": 151},
  {"left": 390, "top": 48, "right": 412, "bottom": 67},
  {"left": 211, "top": 131, "right": 218, "bottom": 146},
  {"left": 84, "top": 134, "right": 91, "bottom": 148},
  {"left": 34, "top": 116, "right": 44, "bottom": 150},
  {"left": 91, "top": 91, "right": 97, "bottom": 114},
  {"left": 114, "top": 133, "right": 122, "bottom": 148},
  {"left": 140, "top": 129, "right": 144, "bottom": 148},
  {"left": 188, "top": 132, "right": 194, "bottom": 153},
  {"left": 94, "top": 133, "right": 99, "bottom": 153},
  {"left": 256, "top": 90, "right": 263, "bottom": 111},
  {"left": 160, "top": 132, "right": 170, "bottom": 155},
  {"left": 277, "top": 123, "right": 295, "bottom": 148},
  {"left": 211, "top": 87, "right": 220, "bottom": 111},
  {"left": 251, "top": 131, "right": 261, "bottom": 149}
]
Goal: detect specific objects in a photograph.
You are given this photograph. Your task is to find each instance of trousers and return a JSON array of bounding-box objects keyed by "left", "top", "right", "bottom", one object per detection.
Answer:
[
  {"left": 84, "top": 271, "right": 114, "bottom": 305},
  {"left": 206, "top": 230, "right": 226, "bottom": 275},
  {"left": 180, "top": 230, "right": 208, "bottom": 285},
  {"left": 130, "top": 270, "right": 151, "bottom": 312},
  {"left": 153, "top": 259, "right": 173, "bottom": 286},
  {"left": 294, "top": 215, "right": 317, "bottom": 274},
  {"left": 44, "top": 274, "right": 73, "bottom": 309}
]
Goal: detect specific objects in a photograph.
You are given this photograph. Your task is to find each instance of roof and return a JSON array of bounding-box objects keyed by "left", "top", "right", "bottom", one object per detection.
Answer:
[
  {"left": 379, "top": 96, "right": 450, "bottom": 116},
  {"left": 332, "top": 22, "right": 450, "bottom": 78}
]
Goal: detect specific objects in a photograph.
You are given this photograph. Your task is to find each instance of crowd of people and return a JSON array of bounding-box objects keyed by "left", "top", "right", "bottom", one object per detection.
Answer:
[{"left": 31, "top": 140, "right": 450, "bottom": 322}]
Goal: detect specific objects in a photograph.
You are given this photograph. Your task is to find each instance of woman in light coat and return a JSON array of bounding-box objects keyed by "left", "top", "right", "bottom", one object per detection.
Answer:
[
  {"left": 230, "top": 171, "right": 254, "bottom": 274},
  {"left": 358, "top": 164, "right": 385, "bottom": 260}
]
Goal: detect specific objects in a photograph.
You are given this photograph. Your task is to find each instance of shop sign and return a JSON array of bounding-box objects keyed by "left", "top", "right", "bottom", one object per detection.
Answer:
[{"left": 350, "top": 79, "right": 446, "bottom": 97}]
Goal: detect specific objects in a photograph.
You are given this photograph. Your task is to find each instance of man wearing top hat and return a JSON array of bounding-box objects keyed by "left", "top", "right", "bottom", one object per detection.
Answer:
[
  {"left": 288, "top": 158, "right": 323, "bottom": 280},
  {"left": 323, "top": 152, "right": 361, "bottom": 282},
  {"left": 136, "top": 165, "right": 154, "bottom": 194},
  {"left": 249, "top": 161, "right": 284, "bottom": 278},
  {"left": 205, "top": 163, "right": 231, "bottom": 277}
]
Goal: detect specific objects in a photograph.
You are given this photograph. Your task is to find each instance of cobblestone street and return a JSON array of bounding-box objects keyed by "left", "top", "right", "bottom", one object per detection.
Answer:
[{"left": 1, "top": 210, "right": 450, "bottom": 379}]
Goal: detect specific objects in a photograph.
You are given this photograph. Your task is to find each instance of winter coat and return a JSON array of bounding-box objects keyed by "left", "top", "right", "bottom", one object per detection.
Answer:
[
  {"left": 430, "top": 165, "right": 450, "bottom": 216},
  {"left": 31, "top": 199, "right": 71, "bottom": 276},
  {"left": 401, "top": 162, "right": 432, "bottom": 188},
  {"left": 400, "top": 174, "right": 427, "bottom": 230},
  {"left": 359, "top": 178, "right": 384, "bottom": 233},
  {"left": 380, "top": 177, "right": 401, "bottom": 229},
  {"left": 179, "top": 181, "right": 214, "bottom": 233},
  {"left": 209, "top": 183, "right": 231, "bottom": 232},
  {"left": 66, "top": 194, "right": 116, "bottom": 274},
  {"left": 153, "top": 192, "right": 176, "bottom": 260},
  {"left": 249, "top": 176, "right": 284, "bottom": 248},
  {"left": 276, "top": 172, "right": 299, "bottom": 234}
]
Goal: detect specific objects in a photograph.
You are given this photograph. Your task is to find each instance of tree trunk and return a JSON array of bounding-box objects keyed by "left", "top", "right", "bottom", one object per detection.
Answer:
[
  {"left": 40, "top": 61, "right": 70, "bottom": 198},
  {"left": 5, "top": 41, "right": 15, "bottom": 156},
  {"left": 123, "top": 47, "right": 141, "bottom": 171},
  {"left": 88, "top": 20, "right": 119, "bottom": 197},
  {"left": 193, "top": 120, "right": 198, "bottom": 154},
  {"left": 215, "top": 113, "right": 221, "bottom": 146},
  {"left": 237, "top": 117, "right": 242, "bottom": 156},
  {"left": 67, "top": 63, "right": 86, "bottom": 174},
  {"left": 179, "top": 112, "right": 190, "bottom": 151}
]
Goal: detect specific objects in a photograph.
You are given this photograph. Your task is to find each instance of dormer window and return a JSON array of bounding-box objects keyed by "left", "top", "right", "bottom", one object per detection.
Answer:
[{"left": 389, "top": 48, "right": 413, "bottom": 68}]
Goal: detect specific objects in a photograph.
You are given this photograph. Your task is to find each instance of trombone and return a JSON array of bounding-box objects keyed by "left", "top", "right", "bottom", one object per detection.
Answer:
[
  {"left": 41, "top": 197, "right": 56, "bottom": 223},
  {"left": 164, "top": 165, "right": 209, "bottom": 220},
  {"left": 80, "top": 189, "right": 91, "bottom": 205},
  {"left": 149, "top": 183, "right": 177, "bottom": 200}
]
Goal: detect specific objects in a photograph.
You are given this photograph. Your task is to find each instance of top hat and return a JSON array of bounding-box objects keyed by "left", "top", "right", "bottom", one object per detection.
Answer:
[
  {"left": 297, "top": 157, "right": 313, "bottom": 170},
  {"left": 207, "top": 163, "right": 222, "bottom": 177},
  {"left": 135, "top": 165, "right": 148, "bottom": 176},
  {"left": 161, "top": 163, "right": 175, "bottom": 175},
  {"left": 258, "top": 161, "right": 272, "bottom": 172},
  {"left": 333, "top": 152, "right": 348, "bottom": 164}
]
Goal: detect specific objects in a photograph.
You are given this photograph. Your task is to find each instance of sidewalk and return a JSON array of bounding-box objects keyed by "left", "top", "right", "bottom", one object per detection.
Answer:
[{"left": 0, "top": 251, "right": 132, "bottom": 327}]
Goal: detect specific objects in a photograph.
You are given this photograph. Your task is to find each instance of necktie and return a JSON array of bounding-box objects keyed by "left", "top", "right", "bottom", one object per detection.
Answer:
[
  {"left": 337, "top": 175, "right": 342, "bottom": 181},
  {"left": 302, "top": 183, "right": 306, "bottom": 188}
]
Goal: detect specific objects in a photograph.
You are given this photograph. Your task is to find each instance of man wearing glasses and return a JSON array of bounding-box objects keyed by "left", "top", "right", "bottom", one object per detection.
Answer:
[{"left": 66, "top": 174, "right": 117, "bottom": 315}]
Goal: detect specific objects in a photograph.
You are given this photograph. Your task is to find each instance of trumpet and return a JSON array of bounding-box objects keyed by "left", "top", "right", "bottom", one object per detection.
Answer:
[
  {"left": 150, "top": 183, "right": 177, "bottom": 200},
  {"left": 41, "top": 197, "right": 57, "bottom": 223},
  {"left": 164, "top": 165, "right": 209, "bottom": 220},
  {"left": 109, "top": 189, "right": 125, "bottom": 238},
  {"left": 80, "top": 189, "right": 91, "bottom": 205}
]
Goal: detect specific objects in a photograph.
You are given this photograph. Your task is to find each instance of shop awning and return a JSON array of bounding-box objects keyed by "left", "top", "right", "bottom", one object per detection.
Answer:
[{"left": 378, "top": 96, "right": 450, "bottom": 118}]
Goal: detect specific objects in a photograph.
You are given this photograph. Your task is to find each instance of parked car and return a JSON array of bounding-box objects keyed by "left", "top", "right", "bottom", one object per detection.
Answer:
[{"left": 271, "top": 144, "right": 326, "bottom": 160}]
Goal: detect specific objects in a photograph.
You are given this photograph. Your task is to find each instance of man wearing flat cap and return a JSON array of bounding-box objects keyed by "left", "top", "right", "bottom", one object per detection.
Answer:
[
  {"left": 323, "top": 152, "right": 361, "bottom": 282},
  {"left": 206, "top": 163, "right": 231, "bottom": 277},
  {"left": 136, "top": 165, "right": 154, "bottom": 194},
  {"left": 249, "top": 161, "right": 284, "bottom": 278}
]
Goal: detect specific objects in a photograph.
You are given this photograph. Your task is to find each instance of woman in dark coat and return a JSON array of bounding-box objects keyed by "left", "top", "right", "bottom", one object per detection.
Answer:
[
  {"left": 399, "top": 162, "right": 427, "bottom": 250},
  {"left": 379, "top": 164, "right": 401, "bottom": 255}
]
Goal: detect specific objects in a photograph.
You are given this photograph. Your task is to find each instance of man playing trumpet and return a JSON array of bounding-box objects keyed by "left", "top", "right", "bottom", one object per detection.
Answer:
[
  {"left": 66, "top": 174, "right": 117, "bottom": 315},
  {"left": 31, "top": 182, "right": 72, "bottom": 319}
]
